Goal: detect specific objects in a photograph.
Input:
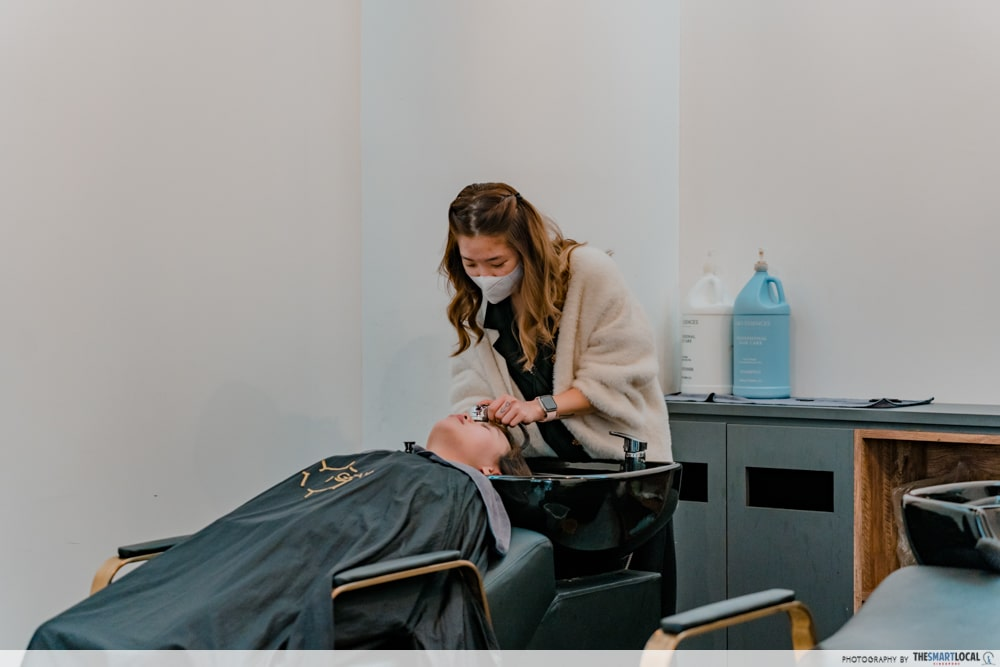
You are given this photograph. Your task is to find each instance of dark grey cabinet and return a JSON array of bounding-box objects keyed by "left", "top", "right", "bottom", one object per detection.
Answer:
[
  {"left": 670, "top": 418, "right": 853, "bottom": 648},
  {"left": 725, "top": 424, "right": 854, "bottom": 648},
  {"left": 670, "top": 420, "right": 727, "bottom": 649},
  {"left": 667, "top": 400, "right": 1000, "bottom": 648}
]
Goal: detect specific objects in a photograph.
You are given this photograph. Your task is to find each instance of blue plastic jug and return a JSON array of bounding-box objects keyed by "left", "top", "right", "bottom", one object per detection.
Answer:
[{"left": 732, "top": 250, "right": 790, "bottom": 398}]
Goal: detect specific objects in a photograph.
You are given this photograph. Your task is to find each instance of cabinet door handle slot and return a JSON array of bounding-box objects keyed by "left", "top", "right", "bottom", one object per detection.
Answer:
[
  {"left": 676, "top": 461, "right": 708, "bottom": 503},
  {"left": 745, "top": 467, "right": 834, "bottom": 512}
]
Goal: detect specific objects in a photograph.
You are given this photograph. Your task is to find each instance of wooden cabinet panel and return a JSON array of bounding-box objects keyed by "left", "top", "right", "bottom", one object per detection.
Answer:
[{"left": 854, "top": 429, "right": 1000, "bottom": 608}]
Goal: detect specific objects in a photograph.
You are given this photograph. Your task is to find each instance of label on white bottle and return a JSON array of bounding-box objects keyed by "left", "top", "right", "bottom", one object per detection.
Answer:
[{"left": 681, "top": 312, "right": 733, "bottom": 394}]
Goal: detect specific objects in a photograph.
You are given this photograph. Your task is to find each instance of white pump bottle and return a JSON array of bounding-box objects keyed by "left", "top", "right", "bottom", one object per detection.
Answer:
[{"left": 680, "top": 253, "right": 734, "bottom": 395}]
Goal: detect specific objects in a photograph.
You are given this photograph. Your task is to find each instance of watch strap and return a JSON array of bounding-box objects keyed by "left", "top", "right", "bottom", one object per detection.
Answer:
[{"left": 537, "top": 395, "right": 558, "bottom": 422}]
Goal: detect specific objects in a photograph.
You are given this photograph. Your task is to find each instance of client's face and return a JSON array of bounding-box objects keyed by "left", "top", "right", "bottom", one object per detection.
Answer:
[{"left": 425, "top": 413, "right": 511, "bottom": 475}]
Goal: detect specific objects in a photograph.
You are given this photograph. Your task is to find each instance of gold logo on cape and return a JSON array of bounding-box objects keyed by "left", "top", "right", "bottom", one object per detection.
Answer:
[{"left": 299, "top": 460, "right": 375, "bottom": 498}]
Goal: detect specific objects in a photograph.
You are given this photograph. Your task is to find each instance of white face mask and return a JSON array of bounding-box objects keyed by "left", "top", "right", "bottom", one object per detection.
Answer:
[{"left": 471, "top": 263, "right": 523, "bottom": 304}]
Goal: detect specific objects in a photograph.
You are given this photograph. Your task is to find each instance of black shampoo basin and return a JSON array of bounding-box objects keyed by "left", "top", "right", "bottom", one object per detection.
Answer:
[
  {"left": 490, "top": 459, "right": 682, "bottom": 577},
  {"left": 902, "top": 480, "right": 1000, "bottom": 571}
]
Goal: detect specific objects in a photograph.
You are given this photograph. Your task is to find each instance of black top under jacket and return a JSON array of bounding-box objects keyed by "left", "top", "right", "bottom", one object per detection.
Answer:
[
  {"left": 27, "top": 450, "right": 507, "bottom": 650},
  {"left": 484, "top": 297, "right": 590, "bottom": 461}
]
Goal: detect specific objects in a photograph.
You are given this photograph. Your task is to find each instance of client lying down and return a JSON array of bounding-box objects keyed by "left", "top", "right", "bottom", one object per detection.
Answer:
[{"left": 28, "top": 414, "right": 529, "bottom": 651}]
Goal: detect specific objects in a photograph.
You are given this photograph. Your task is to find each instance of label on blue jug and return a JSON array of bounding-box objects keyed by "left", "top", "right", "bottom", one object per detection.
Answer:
[{"left": 732, "top": 314, "right": 790, "bottom": 398}]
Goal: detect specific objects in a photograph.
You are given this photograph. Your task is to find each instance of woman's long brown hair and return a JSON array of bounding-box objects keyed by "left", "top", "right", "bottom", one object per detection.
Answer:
[
  {"left": 496, "top": 425, "right": 533, "bottom": 476},
  {"left": 440, "top": 182, "right": 583, "bottom": 371}
]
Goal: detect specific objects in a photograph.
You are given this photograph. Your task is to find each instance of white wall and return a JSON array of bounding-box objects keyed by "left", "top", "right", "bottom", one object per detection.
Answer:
[
  {"left": 0, "top": 1, "right": 362, "bottom": 648},
  {"left": 11, "top": 0, "right": 998, "bottom": 653},
  {"left": 361, "top": 0, "right": 681, "bottom": 447},
  {"left": 680, "top": 1, "right": 1000, "bottom": 403}
]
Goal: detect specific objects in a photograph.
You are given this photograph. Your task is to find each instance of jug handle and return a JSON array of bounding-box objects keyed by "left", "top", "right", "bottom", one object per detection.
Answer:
[
  {"left": 709, "top": 277, "right": 724, "bottom": 304},
  {"left": 762, "top": 277, "right": 785, "bottom": 305}
]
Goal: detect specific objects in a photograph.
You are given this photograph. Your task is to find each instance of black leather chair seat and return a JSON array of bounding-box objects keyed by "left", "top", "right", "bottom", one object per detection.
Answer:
[
  {"left": 526, "top": 568, "right": 662, "bottom": 649},
  {"left": 818, "top": 565, "right": 1000, "bottom": 649},
  {"left": 483, "top": 527, "right": 555, "bottom": 649},
  {"left": 484, "top": 526, "right": 664, "bottom": 649}
]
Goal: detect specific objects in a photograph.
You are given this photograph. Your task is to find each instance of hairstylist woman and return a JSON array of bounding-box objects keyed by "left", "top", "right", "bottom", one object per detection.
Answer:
[{"left": 440, "top": 182, "right": 672, "bottom": 463}]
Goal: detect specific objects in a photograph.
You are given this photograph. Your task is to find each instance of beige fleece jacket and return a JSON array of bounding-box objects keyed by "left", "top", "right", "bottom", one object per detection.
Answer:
[{"left": 449, "top": 245, "right": 672, "bottom": 462}]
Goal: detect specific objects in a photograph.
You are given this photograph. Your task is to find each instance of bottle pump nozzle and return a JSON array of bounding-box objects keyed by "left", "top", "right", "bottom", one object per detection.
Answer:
[
  {"left": 703, "top": 250, "right": 717, "bottom": 275},
  {"left": 754, "top": 248, "right": 768, "bottom": 272}
]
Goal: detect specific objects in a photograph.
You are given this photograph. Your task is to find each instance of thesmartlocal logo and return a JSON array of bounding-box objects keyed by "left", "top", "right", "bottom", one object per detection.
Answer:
[{"left": 912, "top": 651, "right": 995, "bottom": 666}]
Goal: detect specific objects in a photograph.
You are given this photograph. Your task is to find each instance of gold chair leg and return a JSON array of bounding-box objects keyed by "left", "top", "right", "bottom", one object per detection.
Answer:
[
  {"left": 787, "top": 602, "right": 818, "bottom": 653},
  {"left": 641, "top": 631, "right": 681, "bottom": 667}
]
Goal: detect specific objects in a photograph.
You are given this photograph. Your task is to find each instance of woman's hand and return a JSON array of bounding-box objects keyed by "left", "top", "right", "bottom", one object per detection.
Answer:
[
  {"left": 479, "top": 388, "right": 590, "bottom": 427},
  {"left": 486, "top": 394, "right": 545, "bottom": 427}
]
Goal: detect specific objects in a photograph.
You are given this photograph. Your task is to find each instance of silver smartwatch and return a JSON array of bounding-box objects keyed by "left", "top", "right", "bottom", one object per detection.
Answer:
[{"left": 537, "top": 394, "right": 558, "bottom": 422}]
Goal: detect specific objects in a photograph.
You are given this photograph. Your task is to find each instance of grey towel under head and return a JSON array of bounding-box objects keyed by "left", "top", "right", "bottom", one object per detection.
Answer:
[{"left": 415, "top": 446, "right": 512, "bottom": 555}]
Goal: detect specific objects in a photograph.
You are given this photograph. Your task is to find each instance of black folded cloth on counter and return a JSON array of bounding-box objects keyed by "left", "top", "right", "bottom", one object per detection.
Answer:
[{"left": 666, "top": 393, "right": 934, "bottom": 409}]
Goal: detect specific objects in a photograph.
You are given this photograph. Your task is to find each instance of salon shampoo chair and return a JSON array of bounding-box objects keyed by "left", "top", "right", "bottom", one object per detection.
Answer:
[
  {"left": 89, "top": 432, "right": 681, "bottom": 650},
  {"left": 91, "top": 466, "right": 680, "bottom": 649},
  {"left": 93, "top": 523, "right": 665, "bottom": 650},
  {"left": 644, "top": 565, "right": 1000, "bottom": 660},
  {"left": 644, "top": 479, "right": 1000, "bottom": 658}
]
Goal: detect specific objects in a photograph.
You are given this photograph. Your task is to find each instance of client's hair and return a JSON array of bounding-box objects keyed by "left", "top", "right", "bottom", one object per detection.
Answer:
[{"left": 496, "top": 426, "right": 533, "bottom": 476}]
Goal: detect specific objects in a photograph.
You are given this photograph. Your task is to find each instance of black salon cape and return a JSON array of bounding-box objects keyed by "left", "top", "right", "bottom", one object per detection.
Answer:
[{"left": 27, "top": 450, "right": 504, "bottom": 650}]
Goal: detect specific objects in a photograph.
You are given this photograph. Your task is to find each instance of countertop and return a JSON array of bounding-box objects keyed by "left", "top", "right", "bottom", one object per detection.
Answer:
[{"left": 664, "top": 396, "right": 1000, "bottom": 431}]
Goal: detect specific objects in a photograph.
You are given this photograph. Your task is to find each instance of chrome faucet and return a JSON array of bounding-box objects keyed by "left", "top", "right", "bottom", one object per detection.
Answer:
[{"left": 611, "top": 431, "right": 647, "bottom": 470}]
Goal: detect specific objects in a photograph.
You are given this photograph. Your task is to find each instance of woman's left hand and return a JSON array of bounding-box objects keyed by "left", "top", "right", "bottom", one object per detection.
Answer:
[{"left": 488, "top": 394, "right": 545, "bottom": 426}]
